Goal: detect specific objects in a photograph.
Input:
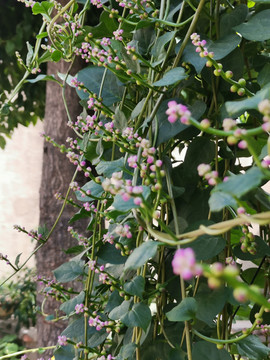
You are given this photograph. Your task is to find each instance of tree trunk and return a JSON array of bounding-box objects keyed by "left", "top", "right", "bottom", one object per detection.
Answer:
[{"left": 36, "top": 57, "right": 83, "bottom": 354}]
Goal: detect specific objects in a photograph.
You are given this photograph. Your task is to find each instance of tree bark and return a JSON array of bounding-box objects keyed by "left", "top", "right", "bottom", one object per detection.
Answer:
[{"left": 36, "top": 57, "right": 83, "bottom": 354}]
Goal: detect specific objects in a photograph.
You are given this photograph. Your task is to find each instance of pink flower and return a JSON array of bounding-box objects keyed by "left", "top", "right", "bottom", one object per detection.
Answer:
[
  {"left": 58, "top": 335, "right": 68, "bottom": 346},
  {"left": 166, "top": 101, "right": 191, "bottom": 124},
  {"left": 172, "top": 248, "right": 202, "bottom": 280}
]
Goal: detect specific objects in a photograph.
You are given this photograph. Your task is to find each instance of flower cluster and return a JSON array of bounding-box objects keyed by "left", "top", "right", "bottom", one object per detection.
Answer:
[
  {"left": 166, "top": 101, "right": 191, "bottom": 124},
  {"left": 88, "top": 314, "right": 112, "bottom": 332},
  {"left": 172, "top": 248, "right": 202, "bottom": 280},
  {"left": 197, "top": 163, "right": 219, "bottom": 186},
  {"left": 58, "top": 335, "right": 68, "bottom": 346},
  {"left": 258, "top": 99, "right": 270, "bottom": 132},
  {"left": 240, "top": 225, "right": 257, "bottom": 255},
  {"left": 205, "top": 262, "right": 239, "bottom": 289}
]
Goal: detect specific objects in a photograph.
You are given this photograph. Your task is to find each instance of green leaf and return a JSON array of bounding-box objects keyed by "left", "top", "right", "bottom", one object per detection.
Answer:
[
  {"left": 75, "top": 180, "right": 104, "bottom": 202},
  {"left": 117, "top": 343, "right": 137, "bottom": 360},
  {"left": 54, "top": 344, "right": 75, "bottom": 360},
  {"left": 195, "top": 285, "right": 229, "bottom": 325},
  {"left": 151, "top": 31, "right": 176, "bottom": 65},
  {"left": 242, "top": 268, "right": 265, "bottom": 288},
  {"left": 225, "top": 84, "right": 270, "bottom": 116},
  {"left": 60, "top": 291, "right": 85, "bottom": 315},
  {"left": 121, "top": 302, "right": 151, "bottom": 331},
  {"left": 237, "top": 335, "right": 270, "bottom": 359},
  {"left": 214, "top": 167, "right": 265, "bottom": 198},
  {"left": 124, "top": 241, "right": 159, "bottom": 271},
  {"left": 114, "top": 107, "right": 128, "bottom": 131},
  {"left": 96, "top": 158, "right": 125, "bottom": 177},
  {"left": 14, "top": 253, "right": 22, "bottom": 267},
  {"left": 208, "top": 34, "right": 241, "bottom": 60},
  {"left": 26, "top": 41, "right": 33, "bottom": 67},
  {"left": 27, "top": 74, "right": 62, "bottom": 85},
  {"left": 131, "top": 98, "right": 146, "bottom": 120},
  {"left": 84, "top": 11, "right": 118, "bottom": 38},
  {"left": 155, "top": 100, "right": 206, "bottom": 146},
  {"left": 220, "top": 4, "right": 248, "bottom": 37},
  {"left": 51, "top": 50, "right": 62, "bottom": 62},
  {"left": 76, "top": 66, "right": 124, "bottom": 106},
  {"left": 209, "top": 192, "right": 238, "bottom": 212},
  {"left": 258, "top": 63, "right": 270, "bottom": 88},
  {"left": 4, "top": 343, "right": 19, "bottom": 354},
  {"left": 97, "top": 243, "right": 126, "bottom": 265},
  {"left": 153, "top": 67, "right": 187, "bottom": 87},
  {"left": 166, "top": 298, "right": 198, "bottom": 322},
  {"left": 124, "top": 276, "right": 145, "bottom": 298},
  {"left": 192, "top": 341, "right": 232, "bottom": 360},
  {"left": 112, "top": 186, "right": 150, "bottom": 212},
  {"left": 109, "top": 300, "right": 131, "bottom": 320},
  {"left": 234, "top": 10, "right": 270, "bottom": 41},
  {"left": 105, "top": 290, "right": 123, "bottom": 313},
  {"left": 36, "top": 31, "right": 48, "bottom": 39},
  {"left": 53, "top": 260, "right": 85, "bottom": 283},
  {"left": 32, "top": 1, "right": 54, "bottom": 15},
  {"left": 184, "top": 235, "right": 226, "bottom": 261},
  {"left": 0, "top": 135, "right": 6, "bottom": 149},
  {"left": 88, "top": 329, "right": 108, "bottom": 347}
]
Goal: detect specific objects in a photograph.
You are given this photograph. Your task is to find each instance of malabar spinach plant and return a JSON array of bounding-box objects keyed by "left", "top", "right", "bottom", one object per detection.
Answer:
[{"left": 1, "top": 0, "right": 270, "bottom": 359}]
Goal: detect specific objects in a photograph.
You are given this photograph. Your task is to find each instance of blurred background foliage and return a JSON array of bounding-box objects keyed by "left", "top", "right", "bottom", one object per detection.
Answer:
[{"left": 0, "top": 0, "right": 45, "bottom": 148}]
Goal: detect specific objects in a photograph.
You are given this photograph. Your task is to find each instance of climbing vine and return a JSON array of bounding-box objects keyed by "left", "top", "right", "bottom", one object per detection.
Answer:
[{"left": 1, "top": 0, "right": 270, "bottom": 359}]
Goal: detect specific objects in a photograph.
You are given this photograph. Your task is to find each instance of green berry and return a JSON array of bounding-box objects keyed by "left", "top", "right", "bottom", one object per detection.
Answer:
[{"left": 238, "top": 78, "right": 246, "bottom": 86}]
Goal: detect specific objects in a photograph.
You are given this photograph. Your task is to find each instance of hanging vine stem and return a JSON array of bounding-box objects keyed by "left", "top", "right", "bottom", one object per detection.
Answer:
[
  {"left": 193, "top": 306, "right": 265, "bottom": 345},
  {"left": 0, "top": 346, "right": 56, "bottom": 360}
]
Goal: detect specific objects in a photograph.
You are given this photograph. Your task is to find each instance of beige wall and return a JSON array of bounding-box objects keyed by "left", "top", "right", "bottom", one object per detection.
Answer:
[{"left": 0, "top": 121, "right": 43, "bottom": 279}]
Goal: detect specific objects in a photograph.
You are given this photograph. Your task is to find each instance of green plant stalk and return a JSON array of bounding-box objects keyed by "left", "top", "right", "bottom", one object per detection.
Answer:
[
  {"left": 47, "top": 0, "right": 76, "bottom": 51},
  {"left": 193, "top": 306, "right": 265, "bottom": 345},
  {"left": 173, "top": 0, "right": 206, "bottom": 68},
  {"left": 0, "top": 346, "right": 56, "bottom": 360}
]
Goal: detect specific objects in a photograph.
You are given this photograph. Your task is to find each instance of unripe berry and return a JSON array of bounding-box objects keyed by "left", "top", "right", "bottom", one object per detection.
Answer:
[
  {"left": 233, "top": 287, "right": 248, "bottom": 303},
  {"left": 237, "top": 88, "right": 245, "bottom": 96},
  {"left": 227, "top": 136, "right": 238, "bottom": 145},
  {"left": 214, "top": 69, "right": 221, "bottom": 76},
  {"left": 238, "top": 78, "right": 246, "bottom": 86},
  {"left": 230, "top": 84, "right": 238, "bottom": 93},
  {"left": 216, "top": 344, "right": 224, "bottom": 350},
  {"left": 225, "top": 70, "right": 233, "bottom": 79},
  {"left": 206, "top": 60, "right": 213, "bottom": 67}
]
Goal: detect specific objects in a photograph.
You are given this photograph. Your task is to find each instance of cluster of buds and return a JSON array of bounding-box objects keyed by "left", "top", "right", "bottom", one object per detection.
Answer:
[
  {"left": 190, "top": 33, "right": 249, "bottom": 96},
  {"left": 240, "top": 225, "right": 257, "bottom": 255},
  {"left": 103, "top": 232, "right": 115, "bottom": 244},
  {"left": 222, "top": 119, "right": 248, "bottom": 148},
  {"left": 258, "top": 99, "right": 270, "bottom": 132},
  {"left": 197, "top": 163, "right": 219, "bottom": 186},
  {"left": 190, "top": 33, "right": 214, "bottom": 61},
  {"left": 112, "top": 0, "right": 153, "bottom": 18},
  {"left": 15, "top": 51, "right": 24, "bottom": 67},
  {"left": 88, "top": 314, "right": 113, "bottom": 332},
  {"left": 67, "top": 226, "right": 88, "bottom": 247},
  {"left": 88, "top": 261, "right": 112, "bottom": 285},
  {"left": 17, "top": 0, "right": 36, "bottom": 8},
  {"left": 205, "top": 262, "right": 239, "bottom": 289},
  {"left": 13, "top": 224, "right": 43, "bottom": 242},
  {"left": 172, "top": 248, "right": 202, "bottom": 280},
  {"left": 96, "top": 355, "right": 116, "bottom": 360},
  {"left": 166, "top": 101, "right": 191, "bottom": 125},
  {"left": 75, "top": 303, "right": 88, "bottom": 314},
  {"left": 102, "top": 172, "right": 145, "bottom": 207},
  {"left": 58, "top": 335, "right": 68, "bottom": 346}
]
